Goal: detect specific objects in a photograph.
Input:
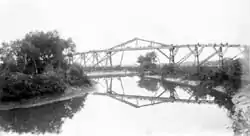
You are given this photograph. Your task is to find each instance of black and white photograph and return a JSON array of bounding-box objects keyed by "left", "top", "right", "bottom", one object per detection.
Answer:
[{"left": 0, "top": 0, "right": 250, "bottom": 136}]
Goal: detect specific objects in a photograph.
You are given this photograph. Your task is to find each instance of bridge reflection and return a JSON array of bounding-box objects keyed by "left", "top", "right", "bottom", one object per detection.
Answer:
[{"left": 92, "top": 75, "right": 234, "bottom": 110}]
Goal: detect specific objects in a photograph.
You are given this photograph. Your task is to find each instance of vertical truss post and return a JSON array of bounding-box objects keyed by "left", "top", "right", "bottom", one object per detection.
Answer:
[
  {"left": 212, "top": 44, "right": 225, "bottom": 69},
  {"left": 105, "top": 52, "right": 109, "bottom": 67},
  {"left": 169, "top": 48, "right": 172, "bottom": 63},
  {"left": 136, "top": 39, "right": 138, "bottom": 46},
  {"left": 169, "top": 47, "right": 176, "bottom": 64},
  {"left": 110, "top": 78, "right": 113, "bottom": 92},
  {"left": 188, "top": 44, "right": 204, "bottom": 73},
  {"left": 92, "top": 53, "right": 95, "bottom": 66},
  {"left": 194, "top": 45, "right": 200, "bottom": 73},
  {"left": 120, "top": 51, "right": 124, "bottom": 66},
  {"left": 95, "top": 52, "right": 99, "bottom": 67},
  {"left": 109, "top": 52, "right": 113, "bottom": 67},
  {"left": 219, "top": 46, "right": 223, "bottom": 68},
  {"left": 105, "top": 79, "right": 109, "bottom": 92},
  {"left": 83, "top": 54, "right": 86, "bottom": 67}
]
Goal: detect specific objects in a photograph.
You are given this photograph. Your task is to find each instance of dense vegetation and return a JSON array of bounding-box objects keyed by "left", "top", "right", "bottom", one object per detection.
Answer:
[
  {"left": 0, "top": 30, "right": 92, "bottom": 102},
  {"left": 137, "top": 51, "right": 245, "bottom": 93}
]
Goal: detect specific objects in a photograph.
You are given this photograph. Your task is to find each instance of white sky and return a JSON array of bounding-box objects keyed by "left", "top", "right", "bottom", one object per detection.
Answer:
[{"left": 0, "top": 0, "right": 250, "bottom": 65}]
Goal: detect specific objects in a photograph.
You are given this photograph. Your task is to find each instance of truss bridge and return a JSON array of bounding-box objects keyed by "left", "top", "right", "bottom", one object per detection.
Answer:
[{"left": 70, "top": 38, "right": 250, "bottom": 73}]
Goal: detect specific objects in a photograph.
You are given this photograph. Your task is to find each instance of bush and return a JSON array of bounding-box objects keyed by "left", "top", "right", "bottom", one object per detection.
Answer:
[
  {"left": 66, "top": 63, "right": 92, "bottom": 86},
  {"left": 0, "top": 63, "right": 92, "bottom": 102},
  {"left": 0, "top": 72, "right": 67, "bottom": 102},
  {"left": 200, "top": 59, "right": 243, "bottom": 96}
]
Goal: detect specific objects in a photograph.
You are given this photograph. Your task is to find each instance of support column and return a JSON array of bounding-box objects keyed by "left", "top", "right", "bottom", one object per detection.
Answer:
[
  {"left": 219, "top": 46, "right": 223, "bottom": 68},
  {"left": 108, "top": 52, "right": 113, "bottom": 67},
  {"left": 169, "top": 47, "right": 176, "bottom": 64},
  {"left": 83, "top": 54, "right": 86, "bottom": 67},
  {"left": 188, "top": 44, "right": 204, "bottom": 73},
  {"left": 105, "top": 53, "right": 109, "bottom": 67},
  {"left": 194, "top": 45, "right": 200, "bottom": 73},
  {"left": 92, "top": 53, "right": 95, "bottom": 66},
  {"left": 95, "top": 52, "right": 99, "bottom": 67}
]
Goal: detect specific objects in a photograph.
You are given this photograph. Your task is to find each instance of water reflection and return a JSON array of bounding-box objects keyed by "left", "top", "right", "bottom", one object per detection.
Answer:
[
  {"left": 137, "top": 76, "right": 160, "bottom": 92},
  {"left": 0, "top": 74, "right": 243, "bottom": 136},
  {"left": 92, "top": 76, "right": 234, "bottom": 135},
  {"left": 136, "top": 76, "right": 234, "bottom": 112},
  {"left": 93, "top": 75, "right": 241, "bottom": 135},
  {"left": 0, "top": 94, "right": 88, "bottom": 135}
]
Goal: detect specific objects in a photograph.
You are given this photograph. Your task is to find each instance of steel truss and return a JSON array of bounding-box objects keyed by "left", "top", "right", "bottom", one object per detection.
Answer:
[{"left": 71, "top": 38, "right": 250, "bottom": 73}]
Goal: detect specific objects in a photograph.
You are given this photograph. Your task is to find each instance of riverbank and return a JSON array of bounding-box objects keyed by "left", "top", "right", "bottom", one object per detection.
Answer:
[
  {"left": 0, "top": 69, "right": 96, "bottom": 110},
  {"left": 0, "top": 82, "right": 97, "bottom": 110},
  {"left": 231, "top": 85, "right": 250, "bottom": 135}
]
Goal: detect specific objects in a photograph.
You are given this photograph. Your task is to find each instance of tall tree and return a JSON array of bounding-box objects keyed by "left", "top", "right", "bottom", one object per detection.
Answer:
[
  {"left": 137, "top": 51, "right": 157, "bottom": 71},
  {"left": 0, "top": 30, "right": 76, "bottom": 74}
]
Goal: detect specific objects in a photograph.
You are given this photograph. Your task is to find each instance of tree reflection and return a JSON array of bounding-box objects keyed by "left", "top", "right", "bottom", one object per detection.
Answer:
[
  {"left": 136, "top": 71, "right": 244, "bottom": 135},
  {"left": 160, "top": 79, "right": 178, "bottom": 99},
  {"left": 137, "top": 76, "right": 160, "bottom": 92},
  {"left": 0, "top": 94, "right": 88, "bottom": 134},
  {"left": 137, "top": 76, "right": 235, "bottom": 112}
]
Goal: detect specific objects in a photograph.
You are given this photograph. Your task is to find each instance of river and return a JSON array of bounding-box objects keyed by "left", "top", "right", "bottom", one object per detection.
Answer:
[{"left": 0, "top": 75, "right": 237, "bottom": 136}]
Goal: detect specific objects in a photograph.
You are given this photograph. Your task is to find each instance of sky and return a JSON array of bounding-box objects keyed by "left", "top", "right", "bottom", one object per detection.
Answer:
[{"left": 0, "top": 0, "right": 249, "bottom": 65}]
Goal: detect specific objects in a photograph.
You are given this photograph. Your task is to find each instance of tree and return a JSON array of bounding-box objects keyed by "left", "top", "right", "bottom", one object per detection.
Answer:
[
  {"left": 0, "top": 30, "right": 91, "bottom": 102},
  {"left": 0, "top": 30, "right": 76, "bottom": 74},
  {"left": 137, "top": 51, "right": 158, "bottom": 72}
]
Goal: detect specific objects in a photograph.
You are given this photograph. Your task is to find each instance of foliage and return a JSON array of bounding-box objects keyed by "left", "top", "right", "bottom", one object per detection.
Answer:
[
  {"left": 201, "top": 59, "right": 243, "bottom": 96},
  {"left": 0, "top": 30, "right": 91, "bottom": 102},
  {"left": 137, "top": 77, "right": 159, "bottom": 92},
  {"left": 137, "top": 51, "right": 157, "bottom": 64},
  {"left": 137, "top": 51, "right": 158, "bottom": 72},
  {"left": 161, "top": 63, "right": 176, "bottom": 75},
  {"left": 0, "top": 72, "right": 66, "bottom": 102},
  {"left": 0, "top": 30, "right": 76, "bottom": 74},
  {"left": 66, "top": 63, "right": 91, "bottom": 86}
]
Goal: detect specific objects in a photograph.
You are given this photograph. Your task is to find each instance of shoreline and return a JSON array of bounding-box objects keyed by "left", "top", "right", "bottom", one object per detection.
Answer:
[{"left": 0, "top": 80, "right": 97, "bottom": 110}]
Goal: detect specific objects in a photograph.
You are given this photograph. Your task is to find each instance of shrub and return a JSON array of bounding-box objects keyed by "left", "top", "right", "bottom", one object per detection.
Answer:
[{"left": 0, "top": 72, "right": 67, "bottom": 102}]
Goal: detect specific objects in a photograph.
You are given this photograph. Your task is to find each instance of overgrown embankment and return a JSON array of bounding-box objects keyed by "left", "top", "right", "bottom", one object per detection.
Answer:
[{"left": 0, "top": 30, "right": 93, "bottom": 105}]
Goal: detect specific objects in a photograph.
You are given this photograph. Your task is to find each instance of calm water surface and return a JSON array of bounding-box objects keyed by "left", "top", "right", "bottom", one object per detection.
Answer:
[{"left": 0, "top": 76, "right": 234, "bottom": 136}]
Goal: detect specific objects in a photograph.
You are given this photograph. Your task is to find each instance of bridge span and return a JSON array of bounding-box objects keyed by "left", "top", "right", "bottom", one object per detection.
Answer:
[{"left": 69, "top": 38, "right": 250, "bottom": 73}]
